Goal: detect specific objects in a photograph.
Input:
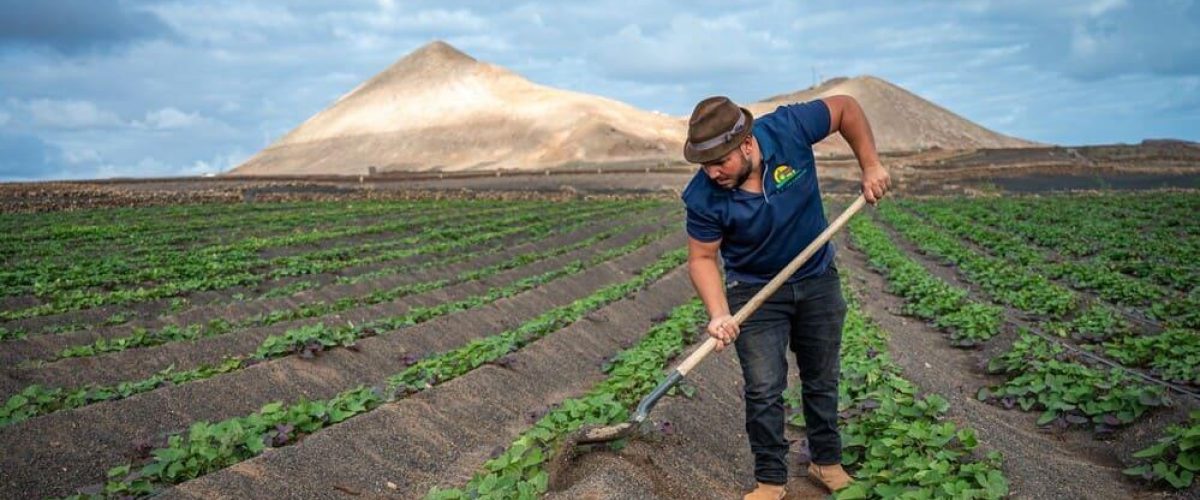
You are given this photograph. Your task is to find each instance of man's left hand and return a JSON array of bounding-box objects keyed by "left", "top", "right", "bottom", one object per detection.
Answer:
[{"left": 861, "top": 164, "right": 891, "bottom": 204}]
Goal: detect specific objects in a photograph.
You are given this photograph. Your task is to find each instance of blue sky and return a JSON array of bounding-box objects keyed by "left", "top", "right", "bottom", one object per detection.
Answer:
[{"left": 1, "top": 0, "right": 1197, "bottom": 181}]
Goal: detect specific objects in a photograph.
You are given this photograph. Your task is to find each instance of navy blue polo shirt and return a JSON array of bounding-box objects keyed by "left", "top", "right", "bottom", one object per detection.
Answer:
[{"left": 682, "top": 100, "right": 833, "bottom": 284}]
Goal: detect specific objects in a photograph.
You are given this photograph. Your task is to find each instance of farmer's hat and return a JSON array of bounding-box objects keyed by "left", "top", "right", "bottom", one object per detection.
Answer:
[{"left": 684, "top": 96, "right": 754, "bottom": 164}]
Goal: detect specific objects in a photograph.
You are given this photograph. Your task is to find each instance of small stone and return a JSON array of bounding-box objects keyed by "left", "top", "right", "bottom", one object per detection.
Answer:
[{"left": 386, "top": 481, "right": 398, "bottom": 490}]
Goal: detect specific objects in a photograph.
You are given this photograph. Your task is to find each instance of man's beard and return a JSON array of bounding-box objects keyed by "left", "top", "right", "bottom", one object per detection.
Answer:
[{"left": 728, "top": 150, "right": 752, "bottom": 189}]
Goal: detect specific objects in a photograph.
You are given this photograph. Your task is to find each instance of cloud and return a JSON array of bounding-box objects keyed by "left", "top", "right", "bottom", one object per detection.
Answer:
[
  {"left": 0, "top": 0, "right": 174, "bottom": 54},
  {"left": 16, "top": 99, "right": 123, "bottom": 129},
  {"left": 62, "top": 146, "right": 102, "bottom": 165},
  {"left": 136, "top": 107, "right": 205, "bottom": 130},
  {"left": 0, "top": 111, "right": 10, "bottom": 126},
  {"left": 961, "top": 0, "right": 1200, "bottom": 80},
  {"left": 593, "top": 13, "right": 785, "bottom": 81}
]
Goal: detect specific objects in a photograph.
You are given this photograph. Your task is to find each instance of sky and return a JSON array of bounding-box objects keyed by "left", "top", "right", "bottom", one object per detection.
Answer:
[{"left": 1, "top": 0, "right": 1197, "bottom": 181}]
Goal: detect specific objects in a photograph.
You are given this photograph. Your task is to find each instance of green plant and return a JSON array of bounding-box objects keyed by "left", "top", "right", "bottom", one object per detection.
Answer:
[
  {"left": 1123, "top": 410, "right": 1200, "bottom": 489},
  {"left": 978, "top": 331, "right": 1167, "bottom": 432}
]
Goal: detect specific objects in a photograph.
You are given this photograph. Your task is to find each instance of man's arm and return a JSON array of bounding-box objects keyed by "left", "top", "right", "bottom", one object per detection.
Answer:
[
  {"left": 821, "top": 95, "right": 891, "bottom": 204},
  {"left": 687, "top": 235, "right": 738, "bottom": 351}
]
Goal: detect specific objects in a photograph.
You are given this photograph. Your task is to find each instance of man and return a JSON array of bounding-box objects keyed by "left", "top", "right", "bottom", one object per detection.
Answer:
[{"left": 680, "top": 95, "right": 889, "bottom": 499}]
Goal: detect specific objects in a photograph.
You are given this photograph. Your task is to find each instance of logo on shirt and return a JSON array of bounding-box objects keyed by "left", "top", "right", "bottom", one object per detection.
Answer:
[{"left": 772, "top": 164, "right": 802, "bottom": 189}]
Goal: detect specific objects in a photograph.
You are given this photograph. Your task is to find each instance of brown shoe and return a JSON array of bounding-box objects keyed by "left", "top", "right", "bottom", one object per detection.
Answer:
[
  {"left": 743, "top": 482, "right": 786, "bottom": 500},
  {"left": 807, "top": 463, "right": 853, "bottom": 492}
]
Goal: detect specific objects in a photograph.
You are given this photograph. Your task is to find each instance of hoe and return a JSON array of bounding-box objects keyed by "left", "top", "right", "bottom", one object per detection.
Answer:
[{"left": 574, "top": 194, "right": 868, "bottom": 446}]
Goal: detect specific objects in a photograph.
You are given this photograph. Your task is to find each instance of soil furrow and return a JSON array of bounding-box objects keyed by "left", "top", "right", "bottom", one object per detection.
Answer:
[
  {"left": 836, "top": 230, "right": 1141, "bottom": 499},
  {"left": 161, "top": 267, "right": 696, "bottom": 500},
  {"left": 0, "top": 220, "right": 677, "bottom": 399},
  {"left": 872, "top": 210, "right": 1198, "bottom": 399},
  {"left": 0, "top": 232, "right": 684, "bottom": 499},
  {"left": 0, "top": 202, "right": 527, "bottom": 308},
  {"left": 897, "top": 204, "right": 1173, "bottom": 333},
  {"left": 842, "top": 219, "right": 1197, "bottom": 498},
  {"left": 0, "top": 207, "right": 663, "bottom": 366},
  {"left": 0, "top": 202, "right": 623, "bottom": 341},
  {"left": 6, "top": 201, "right": 422, "bottom": 268}
]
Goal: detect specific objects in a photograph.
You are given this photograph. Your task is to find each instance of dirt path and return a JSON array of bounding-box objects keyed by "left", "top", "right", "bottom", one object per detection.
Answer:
[
  {"left": 544, "top": 339, "right": 830, "bottom": 500},
  {"left": 0, "top": 233, "right": 685, "bottom": 498}
]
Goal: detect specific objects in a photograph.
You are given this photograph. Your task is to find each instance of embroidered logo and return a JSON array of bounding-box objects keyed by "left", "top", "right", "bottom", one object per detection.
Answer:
[{"left": 772, "top": 164, "right": 801, "bottom": 189}]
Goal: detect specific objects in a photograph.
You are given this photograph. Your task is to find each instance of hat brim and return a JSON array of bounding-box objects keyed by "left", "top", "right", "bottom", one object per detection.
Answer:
[{"left": 683, "top": 108, "right": 754, "bottom": 164}]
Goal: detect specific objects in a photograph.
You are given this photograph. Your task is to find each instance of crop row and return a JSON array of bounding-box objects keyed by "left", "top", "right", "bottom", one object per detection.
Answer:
[
  {"left": 429, "top": 275, "right": 1009, "bottom": 499},
  {"left": 830, "top": 279, "right": 1007, "bottom": 499},
  {"left": 902, "top": 199, "right": 1198, "bottom": 329},
  {"left": 847, "top": 212, "right": 1191, "bottom": 491},
  {"left": 49, "top": 215, "right": 670, "bottom": 362},
  {"left": 875, "top": 204, "right": 1077, "bottom": 318},
  {"left": 1, "top": 201, "right": 623, "bottom": 321},
  {"left": 877, "top": 205, "right": 1200, "bottom": 388},
  {"left": 847, "top": 216, "right": 1003, "bottom": 347},
  {"left": 2, "top": 225, "right": 674, "bottom": 427},
  {"left": 65, "top": 247, "right": 690, "bottom": 498},
  {"left": 1, "top": 199, "right": 421, "bottom": 265},
  {"left": 1, "top": 202, "right": 643, "bottom": 341},
  {"left": 1, "top": 199, "right": 318, "bottom": 245},
  {"left": 0, "top": 200, "right": 537, "bottom": 300},
  {"left": 925, "top": 194, "right": 1198, "bottom": 293}
]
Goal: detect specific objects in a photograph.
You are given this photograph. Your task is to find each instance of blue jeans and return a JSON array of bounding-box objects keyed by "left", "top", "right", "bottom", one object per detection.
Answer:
[{"left": 726, "top": 265, "right": 846, "bottom": 485}]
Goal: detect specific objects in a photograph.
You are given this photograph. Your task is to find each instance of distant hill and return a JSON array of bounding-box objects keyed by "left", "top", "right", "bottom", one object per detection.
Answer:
[
  {"left": 747, "top": 76, "right": 1038, "bottom": 155},
  {"left": 229, "top": 41, "right": 685, "bottom": 175},
  {"left": 229, "top": 43, "right": 1041, "bottom": 175}
]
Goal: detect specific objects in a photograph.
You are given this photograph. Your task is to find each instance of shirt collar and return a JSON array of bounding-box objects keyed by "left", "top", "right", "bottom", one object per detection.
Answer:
[{"left": 752, "top": 123, "right": 779, "bottom": 167}]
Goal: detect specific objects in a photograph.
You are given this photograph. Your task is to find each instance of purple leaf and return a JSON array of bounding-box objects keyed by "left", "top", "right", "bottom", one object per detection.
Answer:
[
  {"left": 1001, "top": 397, "right": 1016, "bottom": 410},
  {"left": 132, "top": 438, "right": 154, "bottom": 460},
  {"left": 657, "top": 420, "right": 674, "bottom": 435},
  {"left": 399, "top": 353, "right": 420, "bottom": 367},
  {"left": 492, "top": 355, "right": 517, "bottom": 369}
]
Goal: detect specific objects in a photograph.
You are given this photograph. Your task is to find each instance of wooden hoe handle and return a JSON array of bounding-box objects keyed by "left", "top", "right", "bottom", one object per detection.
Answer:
[{"left": 675, "top": 195, "right": 868, "bottom": 376}]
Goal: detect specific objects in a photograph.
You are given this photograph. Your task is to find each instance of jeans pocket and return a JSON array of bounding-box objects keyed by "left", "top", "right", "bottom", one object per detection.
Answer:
[{"left": 726, "top": 281, "right": 758, "bottom": 308}]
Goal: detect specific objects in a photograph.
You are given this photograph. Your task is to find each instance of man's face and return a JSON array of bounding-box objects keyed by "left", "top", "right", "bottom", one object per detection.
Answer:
[{"left": 702, "top": 144, "right": 752, "bottom": 190}]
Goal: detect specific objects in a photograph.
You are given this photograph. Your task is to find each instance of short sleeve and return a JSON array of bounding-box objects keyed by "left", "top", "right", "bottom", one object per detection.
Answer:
[
  {"left": 685, "top": 206, "right": 722, "bottom": 242},
  {"left": 778, "top": 100, "right": 831, "bottom": 146}
]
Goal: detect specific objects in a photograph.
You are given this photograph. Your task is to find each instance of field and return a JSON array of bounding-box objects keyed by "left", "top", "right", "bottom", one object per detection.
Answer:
[{"left": 1, "top": 184, "right": 1198, "bottom": 499}]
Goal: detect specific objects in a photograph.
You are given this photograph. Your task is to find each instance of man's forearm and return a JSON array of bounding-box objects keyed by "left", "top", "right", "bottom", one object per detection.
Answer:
[
  {"left": 837, "top": 98, "right": 882, "bottom": 171},
  {"left": 688, "top": 255, "right": 729, "bottom": 319}
]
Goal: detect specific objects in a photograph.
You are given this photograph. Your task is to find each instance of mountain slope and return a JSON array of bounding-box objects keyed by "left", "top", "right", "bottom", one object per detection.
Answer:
[
  {"left": 747, "top": 76, "right": 1037, "bottom": 154},
  {"left": 229, "top": 41, "right": 685, "bottom": 175}
]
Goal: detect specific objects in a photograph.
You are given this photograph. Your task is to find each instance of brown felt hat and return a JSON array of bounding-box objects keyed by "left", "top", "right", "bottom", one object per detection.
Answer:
[{"left": 684, "top": 96, "right": 754, "bottom": 164}]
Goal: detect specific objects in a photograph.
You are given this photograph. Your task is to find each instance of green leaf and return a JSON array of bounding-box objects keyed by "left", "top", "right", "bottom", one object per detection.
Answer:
[
  {"left": 107, "top": 464, "right": 131, "bottom": 479},
  {"left": 1132, "top": 442, "right": 1168, "bottom": 459},
  {"left": 1178, "top": 452, "right": 1200, "bottom": 472},
  {"left": 834, "top": 482, "right": 869, "bottom": 500}
]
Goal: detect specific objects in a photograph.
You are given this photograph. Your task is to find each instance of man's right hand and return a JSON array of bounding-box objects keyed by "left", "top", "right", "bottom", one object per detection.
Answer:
[{"left": 707, "top": 314, "right": 740, "bottom": 351}]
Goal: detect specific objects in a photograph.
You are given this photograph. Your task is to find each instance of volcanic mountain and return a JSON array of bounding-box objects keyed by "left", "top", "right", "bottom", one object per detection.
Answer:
[
  {"left": 747, "top": 76, "right": 1037, "bottom": 154},
  {"left": 229, "top": 41, "right": 685, "bottom": 175}
]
